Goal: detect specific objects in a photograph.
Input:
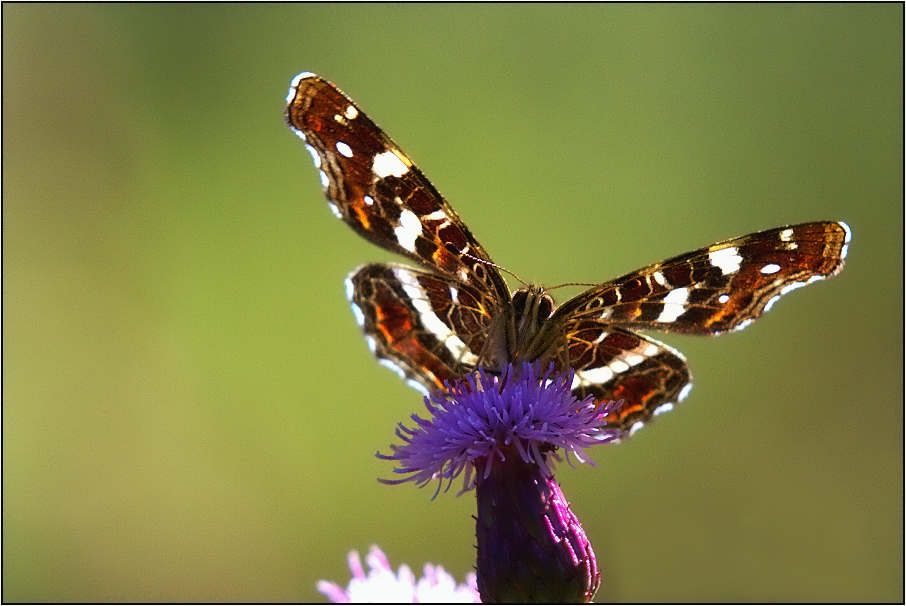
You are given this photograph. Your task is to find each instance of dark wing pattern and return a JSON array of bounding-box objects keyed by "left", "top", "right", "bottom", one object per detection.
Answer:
[
  {"left": 552, "top": 222, "right": 850, "bottom": 335},
  {"left": 346, "top": 263, "right": 497, "bottom": 395},
  {"left": 565, "top": 321, "right": 691, "bottom": 435},
  {"left": 285, "top": 73, "right": 510, "bottom": 304}
]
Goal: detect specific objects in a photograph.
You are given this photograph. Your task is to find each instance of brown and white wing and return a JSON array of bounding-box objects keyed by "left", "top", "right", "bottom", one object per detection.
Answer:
[
  {"left": 287, "top": 73, "right": 510, "bottom": 304},
  {"left": 347, "top": 263, "right": 500, "bottom": 395},
  {"left": 564, "top": 320, "right": 691, "bottom": 436},
  {"left": 553, "top": 222, "right": 850, "bottom": 335}
]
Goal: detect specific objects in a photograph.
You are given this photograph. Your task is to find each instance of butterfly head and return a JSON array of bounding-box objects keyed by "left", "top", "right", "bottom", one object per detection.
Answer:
[{"left": 511, "top": 284, "right": 553, "bottom": 323}]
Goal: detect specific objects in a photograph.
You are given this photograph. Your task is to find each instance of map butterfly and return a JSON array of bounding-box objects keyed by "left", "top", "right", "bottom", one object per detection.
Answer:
[{"left": 285, "top": 73, "right": 850, "bottom": 437}]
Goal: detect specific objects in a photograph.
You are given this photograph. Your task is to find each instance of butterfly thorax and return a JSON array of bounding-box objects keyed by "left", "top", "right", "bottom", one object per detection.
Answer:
[{"left": 480, "top": 285, "right": 567, "bottom": 373}]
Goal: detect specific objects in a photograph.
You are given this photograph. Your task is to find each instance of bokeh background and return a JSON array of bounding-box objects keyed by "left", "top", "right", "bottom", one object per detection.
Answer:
[{"left": 4, "top": 4, "right": 902, "bottom": 602}]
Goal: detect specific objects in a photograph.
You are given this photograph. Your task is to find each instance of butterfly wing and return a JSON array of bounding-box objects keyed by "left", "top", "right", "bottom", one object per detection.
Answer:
[
  {"left": 347, "top": 263, "right": 500, "bottom": 394},
  {"left": 552, "top": 222, "right": 850, "bottom": 335},
  {"left": 564, "top": 320, "right": 691, "bottom": 435},
  {"left": 286, "top": 73, "right": 510, "bottom": 303}
]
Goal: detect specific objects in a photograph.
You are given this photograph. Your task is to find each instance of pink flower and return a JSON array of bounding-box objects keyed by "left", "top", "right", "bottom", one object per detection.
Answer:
[{"left": 317, "top": 545, "right": 479, "bottom": 603}]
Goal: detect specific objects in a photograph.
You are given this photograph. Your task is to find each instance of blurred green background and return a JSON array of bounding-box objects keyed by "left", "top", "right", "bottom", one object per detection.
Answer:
[{"left": 4, "top": 4, "right": 902, "bottom": 602}]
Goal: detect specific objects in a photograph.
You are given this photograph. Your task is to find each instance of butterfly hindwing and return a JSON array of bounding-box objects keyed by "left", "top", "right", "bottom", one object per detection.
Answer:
[
  {"left": 347, "top": 263, "right": 496, "bottom": 395},
  {"left": 566, "top": 321, "right": 691, "bottom": 434}
]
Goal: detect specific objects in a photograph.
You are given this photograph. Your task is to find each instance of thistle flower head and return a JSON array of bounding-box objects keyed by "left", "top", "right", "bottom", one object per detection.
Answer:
[{"left": 378, "top": 362, "right": 624, "bottom": 495}]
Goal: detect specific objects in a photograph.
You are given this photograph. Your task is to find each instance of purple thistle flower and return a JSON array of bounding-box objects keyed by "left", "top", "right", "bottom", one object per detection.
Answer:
[
  {"left": 317, "top": 545, "right": 479, "bottom": 603},
  {"left": 377, "top": 362, "right": 624, "bottom": 495},
  {"left": 378, "top": 362, "right": 624, "bottom": 603}
]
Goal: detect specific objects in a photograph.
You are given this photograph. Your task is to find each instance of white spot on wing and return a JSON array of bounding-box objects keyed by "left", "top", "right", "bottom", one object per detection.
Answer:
[
  {"left": 840, "top": 221, "right": 852, "bottom": 244},
  {"left": 395, "top": 268, "right": 418, "bottom": 286},
  {"left": 760, "top": 263, "right": 781, "bottom": 275},
  {"left": 344, "top": 105, "right": 358, "bottom": 120},
  {"left": 364, "top": 195, "right": 374, "bottom": 206},
  {"left": 656, "top": 287, "right": 689, "bottom": 323},
  {"left": 373, "top": 150, "right": 409, "bottom": 178},
  {"left": 461, "top": 351, "right": 479, "bottom": 366},
  {"left": 319, "top": 170, "right": 330, "bottom": 188},
  {"left": 653, "top": 402, "right": 674, "bottom": 416},
  {"left": 629, "top": 421, "right": 645, "bottom": 436},
  {"left": 764, "top": 294, "right": 781, "bottom": 313},
  {"left": 653, "top": 271, "right": 667, "bottom": 286},
  {"left": 780, "top": 281, "right": 806, "bottom": 296},
  {"left": 406, "top": 379, "right": 429, "bottom": 395},
  {"left": 393, "top": 268, "right": 470, "bottom": 362},
  {"left": 445, "top": 335, "right": 468, "bottom": 359},
  {"left": 350, "top": 302, "right": 365, "bottom": 327},
  {"left": 394, "top": 209, "right": 423, "bottom": 252},
  {"left": 306, "top": 144, "right": 321, "bottom": 168},
  {"left": 718, "top": 294, "right": 730, "bottom": 304},
  {"left": 779, "top": 228, "right": 794, "bottom": 242},
  {"left": 344, "top": 277, "right": 355, "bottom": 301},
  {"left": 678, "top": 383, "right": 693, "bottom": 402},
  {"left": 709, "top": 246, "right": 743, "bottom": 275},
  {"left": 838, "top": 221, "right": 852, "bottom": 259},
  {"left": 287, "top": 72, "right": 317, "bottom": 103},
  {"left": 400, "top": 282, "right": 424, "bottom": 305},
  {"left": 577, "top": 366, "right": 615, "bottom": 385},
  {"left": 327, "top": 202, "right": 342, "bottom": 218},
  {"left": 365, "top": 335, "right": 377, "bottom": 354},
  {"left": 379, "top": 357, "right": 407, "bottom": 379},
  {"left": 734, "top": 318, "right": 755, "bottom": 332},
  {"left": 336, "top": 141, "right": 353, "bottom": 158},
  {"left": 623, "top": 353, "right": 645, "bottom": 366},
  {"left": 609, "top": 360, "right": 629, "bottom": 374},
  {"left": 420, "top": 308, "right": 451, "bottom": 339}
]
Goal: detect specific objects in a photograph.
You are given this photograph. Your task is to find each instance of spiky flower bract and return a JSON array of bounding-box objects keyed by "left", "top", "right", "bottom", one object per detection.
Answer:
[{"left": 475, "top": 451, "right": 600, "bottom": 603}]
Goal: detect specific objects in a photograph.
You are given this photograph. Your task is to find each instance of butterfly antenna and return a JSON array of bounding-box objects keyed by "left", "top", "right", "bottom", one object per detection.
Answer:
[
  {"left": 460, "top": 251, "right": 528, "bottom": 287},
  {"left": 546, "top": 281, "right": 598, "bottom": 291}
]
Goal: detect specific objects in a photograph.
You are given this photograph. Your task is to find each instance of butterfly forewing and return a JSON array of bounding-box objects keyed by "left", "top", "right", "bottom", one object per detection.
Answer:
[
  {"left": 286, "top": 73, "right": 510, "bottom": 303},
  {"left": 552, "top": 222, "right": 850, "bottom": 335}
]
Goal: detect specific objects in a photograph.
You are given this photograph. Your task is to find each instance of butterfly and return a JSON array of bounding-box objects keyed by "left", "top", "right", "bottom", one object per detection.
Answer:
[{"left": 285, "top": 72, "right": 850, "bottom": 437}]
